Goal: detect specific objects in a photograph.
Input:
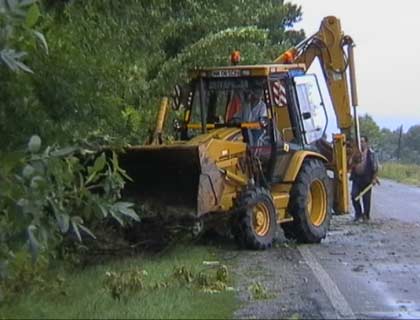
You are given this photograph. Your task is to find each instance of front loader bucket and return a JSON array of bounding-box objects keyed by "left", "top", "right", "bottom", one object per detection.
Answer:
[{"left": 118, "top": 144, "right": 224, "bottom": 218}]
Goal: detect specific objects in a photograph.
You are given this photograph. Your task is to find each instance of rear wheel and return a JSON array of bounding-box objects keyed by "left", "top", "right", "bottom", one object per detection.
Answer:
[
  {"left": 282, "top": 159, "right": 332, "bottom": 243},
  {"left": 232, "top": 187, "right": 277, "bottom": 250}
]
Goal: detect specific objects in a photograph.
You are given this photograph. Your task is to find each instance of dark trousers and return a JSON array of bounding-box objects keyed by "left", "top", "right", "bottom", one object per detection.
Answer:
[{"left": 351, "top": 178, "right": 372, "bottom": 219}]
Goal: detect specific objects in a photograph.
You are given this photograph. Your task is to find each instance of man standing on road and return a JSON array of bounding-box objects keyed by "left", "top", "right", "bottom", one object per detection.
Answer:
[{"left": 351, "top": 136, "right": 379, "bottom": 222}]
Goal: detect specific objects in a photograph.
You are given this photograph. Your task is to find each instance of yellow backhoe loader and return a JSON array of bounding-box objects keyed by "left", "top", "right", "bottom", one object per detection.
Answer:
[{"left": 119, "top": 16, "right": 360, "bottom": 249}]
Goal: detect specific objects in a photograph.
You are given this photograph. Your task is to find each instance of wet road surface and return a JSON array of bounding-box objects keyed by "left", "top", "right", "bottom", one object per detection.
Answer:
[
  {"left": 233, "top": 180, "right": 420, "bottom": 319},
  {"left": 309, "top": 217, "right": 420, "bottom": 319},
  {"left": 371, "top": 179, "right": 420, "bottom": 223}
]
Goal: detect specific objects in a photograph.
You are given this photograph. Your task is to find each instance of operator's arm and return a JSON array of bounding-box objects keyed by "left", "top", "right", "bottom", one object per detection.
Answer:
[
  {"left": 252, "top": 100, "right": 268, "bottom": 121},
  {"left": 258, "top": 101, "right": 268, "bottom": 119}
]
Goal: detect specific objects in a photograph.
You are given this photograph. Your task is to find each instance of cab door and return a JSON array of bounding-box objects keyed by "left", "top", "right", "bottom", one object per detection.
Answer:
[{"left": 293, "top": 74, "right": 328, "bottom": 144}]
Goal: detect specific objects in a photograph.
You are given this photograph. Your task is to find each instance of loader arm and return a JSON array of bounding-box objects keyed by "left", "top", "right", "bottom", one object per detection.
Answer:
[{"left": 275, "top": 16, "right": 360, "bottom": 149}]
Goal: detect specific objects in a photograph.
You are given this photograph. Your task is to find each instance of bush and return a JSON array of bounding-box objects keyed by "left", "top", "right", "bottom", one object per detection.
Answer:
[
  {"left": 380, "top": 162, "right": 420, "bottom": 186},
  {"left": 0, "top": 135, "right": 139, "bottom": 297}
]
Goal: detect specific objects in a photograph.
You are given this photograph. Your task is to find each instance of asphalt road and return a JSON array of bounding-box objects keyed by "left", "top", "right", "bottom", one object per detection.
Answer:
[
  {"left": 371, "top": 179, "right": 420, "bottom": 223},
  {"left": 317, "top": 179, "right": 420, "bottom": 319},
  {"left": 233, "top": 179, "right": 420, "bottom": 319}
]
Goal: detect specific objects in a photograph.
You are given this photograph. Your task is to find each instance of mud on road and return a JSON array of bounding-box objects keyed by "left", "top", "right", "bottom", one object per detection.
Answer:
[{"left": 228, "top": 215, "right": 420, "bottom": 319}]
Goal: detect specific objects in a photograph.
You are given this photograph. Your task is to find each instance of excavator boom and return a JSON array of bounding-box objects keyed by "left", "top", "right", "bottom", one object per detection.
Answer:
[
  {"left": 275, "top": 16, "right": 360, "bottom": 149},
  {"left": 275, "top": 16, "right": 361, "bottom": 214}
]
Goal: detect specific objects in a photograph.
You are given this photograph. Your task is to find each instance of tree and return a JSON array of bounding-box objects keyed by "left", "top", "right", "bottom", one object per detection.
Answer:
[
  {"left": 0, "top": 0, "right": 305, "bottom": 150},
  {"left": 358, "top": 114, "right": 381, "bottom": 146},
  {"left": 0, "top": 0, "right": 47, "bottom": 72},
  {"left": 404, "top": 125, "right": 420, "bottom": 153},
  {"left": 402, "top": 125, "right": 420, "bottom": 164},
  {"left": 377, "top": 127, "right": 399, "bottom": 161}
]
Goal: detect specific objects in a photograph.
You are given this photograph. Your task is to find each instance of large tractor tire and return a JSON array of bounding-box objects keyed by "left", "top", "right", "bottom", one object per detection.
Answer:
[
  {"left": 232, "top": 187, "right": 277, "bottom": 250},
  {"left": 282, "top": 159, "right": 332, "bottom": 243}
]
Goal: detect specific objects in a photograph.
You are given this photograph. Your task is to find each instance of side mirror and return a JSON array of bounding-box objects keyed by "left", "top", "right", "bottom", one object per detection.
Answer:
[{"left": 302, "top": 112, "right": 312, "bottom": 120}]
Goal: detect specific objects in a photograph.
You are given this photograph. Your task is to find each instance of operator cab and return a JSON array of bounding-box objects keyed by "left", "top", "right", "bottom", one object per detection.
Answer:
[
  {"left": 173, "top": 64, "right": 328, "bottom": 181},
  {"left": 187, "top": 76, "right": 272, "bottom": 150}
]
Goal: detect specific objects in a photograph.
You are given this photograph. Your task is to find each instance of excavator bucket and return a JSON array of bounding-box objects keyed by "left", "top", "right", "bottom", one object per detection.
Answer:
[{"left": 118, "top": 144, "right": 224, "bottom": 218}]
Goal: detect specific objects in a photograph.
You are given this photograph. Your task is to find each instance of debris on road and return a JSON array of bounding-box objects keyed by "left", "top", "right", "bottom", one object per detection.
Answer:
[{"left": 351, "top": 265, "right": 364, "bottom": 272}]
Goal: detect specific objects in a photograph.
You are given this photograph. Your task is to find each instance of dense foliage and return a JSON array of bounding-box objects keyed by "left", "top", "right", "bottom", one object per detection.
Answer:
[
  {"left": 0, "top": 135, "right": 140, "bottom": 299},
  {"left": 0, "top": 0, "right": 47, "bottom": 72},
  {"left": 1, "top": 0, "right": 304, "bottom": 150},
  {"left": 0, "top": 0, "right": 305, "bottom": 299}
]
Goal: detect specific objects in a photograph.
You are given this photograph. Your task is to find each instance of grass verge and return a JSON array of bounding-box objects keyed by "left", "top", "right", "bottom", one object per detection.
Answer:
[
  {"left": 380, "top": 162, "right": 420, "bottom": 186},
  {"left": 0, "top": 245, "right": 236, "bottom": 319}
]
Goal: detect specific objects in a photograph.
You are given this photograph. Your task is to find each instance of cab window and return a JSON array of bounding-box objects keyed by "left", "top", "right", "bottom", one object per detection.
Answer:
[{"left": 294, "top": 75, "right": 327, "bottom": 144}]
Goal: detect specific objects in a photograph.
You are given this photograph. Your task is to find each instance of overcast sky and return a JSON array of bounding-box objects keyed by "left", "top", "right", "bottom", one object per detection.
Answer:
[{"left": 290, "top": 0, "right": 420, "bottom": 131}]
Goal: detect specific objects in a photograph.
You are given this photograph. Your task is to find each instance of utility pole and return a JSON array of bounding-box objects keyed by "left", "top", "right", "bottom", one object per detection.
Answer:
[{"left": 397, "top": 125, "right": 403, "bottom": 161}]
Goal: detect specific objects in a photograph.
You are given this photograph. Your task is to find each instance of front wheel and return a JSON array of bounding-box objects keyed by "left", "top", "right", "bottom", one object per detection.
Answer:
[
  {"left": 282, "top": 159, "right": 332, "bottom": 243},
  {"left": 232, "top": 187, "right": 277, "bottom": 250}
]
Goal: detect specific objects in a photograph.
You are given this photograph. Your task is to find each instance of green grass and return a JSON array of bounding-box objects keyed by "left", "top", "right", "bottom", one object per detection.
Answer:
[
  {"left": 0, "top": 245, "right": 237, "bottom": 319},
  {"left": 380, "top": 162, "right": 420, "bottom": 186}
]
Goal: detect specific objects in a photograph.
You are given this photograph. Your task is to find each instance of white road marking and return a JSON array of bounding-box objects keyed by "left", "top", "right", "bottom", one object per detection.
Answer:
[{"left": 298, "top": 245, "right": 356, "bottom": 319}]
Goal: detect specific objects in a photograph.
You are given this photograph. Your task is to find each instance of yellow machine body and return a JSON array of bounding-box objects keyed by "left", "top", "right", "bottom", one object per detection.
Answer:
[{"left": 117, "top": 16, "right": 360, "bottom": 248}]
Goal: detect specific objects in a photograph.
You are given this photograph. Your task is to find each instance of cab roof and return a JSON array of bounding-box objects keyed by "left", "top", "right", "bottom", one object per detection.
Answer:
[{"left": 190, "top": 63, "right": 306, "bottom": 78}]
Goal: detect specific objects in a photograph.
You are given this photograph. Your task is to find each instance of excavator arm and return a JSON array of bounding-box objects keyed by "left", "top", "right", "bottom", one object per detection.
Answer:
[
  {"left": 275, "top": 16, "right": 360, "bottom": 149},
  {"left": 276, "top": 16, "right": 361, "bottom": 214}
]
